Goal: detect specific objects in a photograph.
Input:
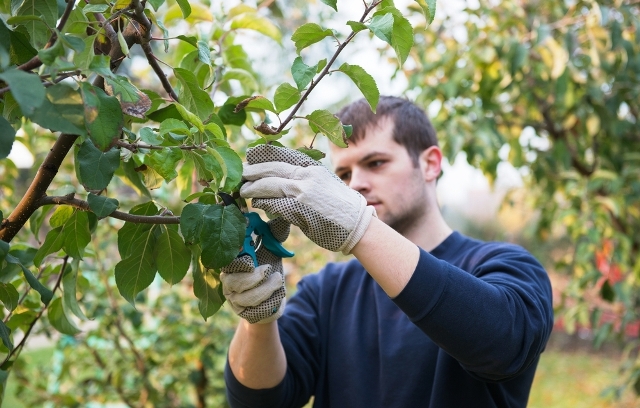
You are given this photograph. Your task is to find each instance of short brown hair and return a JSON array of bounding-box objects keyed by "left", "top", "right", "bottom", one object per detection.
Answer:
[{"left": 336, "top": 96, "right": 438, "bottom": 165}]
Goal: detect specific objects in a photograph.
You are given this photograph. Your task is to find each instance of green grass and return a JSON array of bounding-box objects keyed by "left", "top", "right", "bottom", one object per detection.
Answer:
[
  {"left": 530, "top": 345, "right": 636, "bottom": 408},
  {"left": 4, "top": 340, "right": 639, "bottom": 407}
]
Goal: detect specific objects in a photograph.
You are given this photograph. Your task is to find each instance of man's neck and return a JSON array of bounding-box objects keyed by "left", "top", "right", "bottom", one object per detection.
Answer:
[{"left": 402, "top": 209, "right": 453, "bottom": 253}]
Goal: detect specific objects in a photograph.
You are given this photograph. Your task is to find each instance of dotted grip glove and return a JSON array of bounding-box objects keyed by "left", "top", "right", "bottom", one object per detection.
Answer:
[
  {"left": 241, "top": 145, "right": 376, "bottom": 254},
  {"left": 220, "top": 217, "right": 289, "bottom": 324}
]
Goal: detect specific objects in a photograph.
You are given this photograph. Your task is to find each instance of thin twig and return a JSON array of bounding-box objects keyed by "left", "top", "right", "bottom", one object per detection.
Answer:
[
  {"left": 17, "top": 0, "right": 78, "bottom": 72},
  {"left": 115, "top": 140, "right": 206, "bottom": 152},
  {"left": 1, "top": 256, "right": 69, "bottom": 366},
  {"left": 37, "top": 195, "right": 181, "bottom": 224},
  {"left": 275, "top": 1, "right": 382, "bottom": 133}
]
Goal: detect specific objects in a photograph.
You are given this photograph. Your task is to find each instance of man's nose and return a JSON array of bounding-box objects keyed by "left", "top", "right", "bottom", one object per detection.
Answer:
[{"left": 348, "top": 169, "right": 370, "bottom": 193}]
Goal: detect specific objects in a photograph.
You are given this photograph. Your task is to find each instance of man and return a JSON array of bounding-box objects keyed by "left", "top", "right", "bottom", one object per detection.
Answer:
[{"left": 221, "top": 96, "right": 553, "bottom": 407}]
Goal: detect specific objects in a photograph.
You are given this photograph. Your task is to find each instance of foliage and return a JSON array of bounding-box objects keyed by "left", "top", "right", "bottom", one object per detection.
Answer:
[
  {"left": 0, "top": 0, "right": 434, "bottom": 405},
  {"left": 402, "top": 0, "right": 640, "bottom": 397}
]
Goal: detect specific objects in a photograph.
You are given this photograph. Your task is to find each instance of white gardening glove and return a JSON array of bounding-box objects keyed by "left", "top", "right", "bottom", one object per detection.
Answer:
[
  {"left": 220, "top": 217, "right": 289, "bottom": 324},
  {"left": 240, "top": 144, "right": 376, "bottom": 254}
]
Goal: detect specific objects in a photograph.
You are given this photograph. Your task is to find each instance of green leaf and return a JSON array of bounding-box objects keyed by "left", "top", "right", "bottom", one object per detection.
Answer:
[
  {"left": 155, "top": 226, "right": 190, "bottom": 285},
  {"left": 390, "top": 14, "right": 414, "bottom": 65},
  {"left": 238, "top": 96, "right": 276, "bottom": 113},
  {"left": 174, "top": 67, "right": 214, "bottom": 121},
  {"left": 297, "top": 147, "right": 326, "bottom": 161},
  {"left": 73, "top": 35, "right": 96, "bottom": 70},
  {"left": 28, "top": 83, "right": 86, "bottom": 136},
  {"left": 115, "top": 224, "right": 158, "bottom": 305},
  {"left": 347, "top": 20, "right": 368, "bottom": 32},
  {"left": 0, "top": 241, "right": 8, "bottom": 263},
  {"left": 0, "top": 282, "right": 19, "bottom": 311},
  {"left": 80, "top": 82, "right": 124, "bottom": 151},
  {"left": 105, "top": 75, "right": 151, "bottom": 119},
  {"left": 145, "top": 148, "right": 183, "bottom": 182},
  {"left": 117, "top": 159, "right": 152, "bottom": 198},
  {"left": 218, "top": 103, "right": 247, "bottom": 126},
  {"left": 29, "top": 205, "right": 53, "bottom": 242},
  {"left": 117, "top": 202, "right": 158, "bottom": 258},
  {"left": 368, "top": 13, "right": 394, "bottom": 44},
  {"left": 343, "top": 124, "right": 353, "bottom": 138},
  {"left": 19, "top": 263, "right": 53, "bottom": 305},
  {"left": 37, "top": 36, "right": 64, "bottom": 65},
  {"left": 33, "top": 227, "right": 64, "bottom": 267},
  {"left": 47, "top": 297, "right": 81, "bottom": 335},
  {"left": 273, "top": 83, "right": 301, "bottom": 113},
  {"left": 414, "top": 0, "right": 436, "bottom": 24},
  {"left": 140, "top": 165, "right": 163, "bottom": 189},
  {"left": 221, "top": 68, "right": 259, "bottom": 93},
  {"left": 81, "top": 4, "right": 108, "bottom": 14},
  {"left": 175, "top": 0, "right": 191, "bottom": 18},
  {"left": 230, "top": 12, "right": 282, "bottom": 43},
  {"left": 291, "top": 23, "right": 334, "bottom": 54},
  {"left": 199, "top": 205, "right": 245, "bottom": 269},
  {"left": 197, "top": 39, "right": 211, "bottom": 64},
  {"left": 0, "top": 116, "right": 15, "bottom": 159},
  {"left": 0, "top": 68, "right": 45, "bottom": 116},
  {"left": 50, "top": 205, "right": 74, "bottom": 228},
  {"left": 337, "top": 63, "right": 379, "bottom": 113},
  {"left": 291, "top": 57, "right": 315, "bottom": 91},
  {"left": 87, "top": 193, "right": 119, "bottom": 218},
  {"left": 320, "top": 0, "right": 337, "bottom": 11},
  {"left": 180, "top": 203, "right": 207, "bottom": 245},
  {"left": 0, "top": 322, "right": 12, "bottom": 351},
  {"left": 174, "top": 103, "right": 204, "bottom": 133},
  {"left": 15, "top": 0, "right": 57, "bottom": 48},
  {"left": 60, "top": 210, "right": 91, "bottom": 259},
  {"left": 207, "top": 146, "right": 243, "bottom": 192},
  {"left": 139, "top": 127, "right": 164, "bottom": 145},
  {"left": 62, "top": 259, "right": 87, "bottom": 321},
  {"left": 76, "top": 140, "right": 120, "bottom": 191},
  {"left": 306, "top": 109, "right": 347, "bottom": 148},
  {"left": 192, "top": 247, "right": 224, "bottom": 320}
]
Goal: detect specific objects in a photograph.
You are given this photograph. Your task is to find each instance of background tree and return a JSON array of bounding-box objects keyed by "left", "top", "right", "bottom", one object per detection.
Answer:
[
  {"left": 0, "top": 0, "right": 435, "bottom": 405},
  {"left": 401, "top": 0, "right": 640, "bottom": 398}
]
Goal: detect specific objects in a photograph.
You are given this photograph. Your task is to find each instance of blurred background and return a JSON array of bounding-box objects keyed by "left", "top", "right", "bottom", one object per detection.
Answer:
[{"left": 1, "top": 0, "right": 639, "bottom": 406}]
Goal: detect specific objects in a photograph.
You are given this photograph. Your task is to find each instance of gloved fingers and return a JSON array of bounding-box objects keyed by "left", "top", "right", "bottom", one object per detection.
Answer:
[
  {"left": 239, "top": 289, "right": 286, "bottom": 324},
  {"left": 266, "top": 217, "right": 290, "bottom": 243},
  {"left": 255, "top": 297, "right": 286, "bottom": 324},
  {"left": 226, "top": 272, "right": 284, "bottom": 307},
  {"left": 246, "top": 144, "right": 320, "bottom": 167},
  {"left": 220, "top": 264, "right": 271, "bottom": 294},
  {"left": 220, "top": 255, "right": 255, "bottom": 274},
  {"left": 242, "top": 161, "right": 302, "bottom": 181},
  {"left": 240, "top": 177, "right": 303, "bottom": 199}
]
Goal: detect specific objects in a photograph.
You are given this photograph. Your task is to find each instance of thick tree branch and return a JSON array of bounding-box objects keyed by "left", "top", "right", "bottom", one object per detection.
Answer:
[
  {"left": 0, "top": 133, "right": 79, "bottom": 242},
  {"left": 38, "top": 196, "right": 180, "bottom": 224}
]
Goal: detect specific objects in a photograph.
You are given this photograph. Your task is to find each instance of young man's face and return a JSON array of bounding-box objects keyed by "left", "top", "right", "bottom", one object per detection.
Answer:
[{"left": 329, "top": 116, "right": 432, "bottom": 235}]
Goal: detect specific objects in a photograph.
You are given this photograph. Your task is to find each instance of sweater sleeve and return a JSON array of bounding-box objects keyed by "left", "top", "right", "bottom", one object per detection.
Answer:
[
  {"left": 392, "top": 245, "right": 553, "bottom": 381},
  {"left": 225, "top": 272, "right": 325, "bottom": 408}
]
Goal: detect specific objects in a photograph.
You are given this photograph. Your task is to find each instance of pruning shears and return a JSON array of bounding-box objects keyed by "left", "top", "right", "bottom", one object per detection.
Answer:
[{"left": 219, "top": 192, "right": 294, "bottom": 266}]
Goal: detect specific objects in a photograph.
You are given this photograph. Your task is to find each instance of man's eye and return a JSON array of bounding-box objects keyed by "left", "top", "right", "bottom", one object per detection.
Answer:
[
  {"left": 338, "top": 172, "right": 351, "bottom": 181},
  {"left": 369, "top": 160, "right": 384, "bottom": 168}
]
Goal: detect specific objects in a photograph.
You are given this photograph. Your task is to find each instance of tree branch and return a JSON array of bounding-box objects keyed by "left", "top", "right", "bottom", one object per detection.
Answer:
[
  {"left": 0, "top": 133, "right": 79, "bottom": 242},
  {"left": 38, "top": 195, "right": 181, "bottom": 224},
  {"left": 1, "top": 256, "right": 68, "bottom": 367},
  {"left": 130, "top": 0, "right": 179, "bottom": 101},
  {"left": 115, "top": 140, "right": 206, "bottom": 152},
  {"left": 273, "top": 1, "right": 382, "bottom": 133},
  {"left": 17, "top": 0, "right": 78, "bottom": 72}
]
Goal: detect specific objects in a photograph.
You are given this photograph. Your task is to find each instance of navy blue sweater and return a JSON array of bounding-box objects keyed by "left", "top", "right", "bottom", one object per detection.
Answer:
[{"left": 225, "top": 232, "right": 554, "bottom": 407}]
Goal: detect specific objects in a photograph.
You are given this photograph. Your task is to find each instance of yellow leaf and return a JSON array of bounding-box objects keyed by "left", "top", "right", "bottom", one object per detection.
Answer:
[
  {"left": 586, "top": 115, "right": 600, "bottom": 137},
  {"left": 164, "top": 3, "right": 212, "bottom": 24}
]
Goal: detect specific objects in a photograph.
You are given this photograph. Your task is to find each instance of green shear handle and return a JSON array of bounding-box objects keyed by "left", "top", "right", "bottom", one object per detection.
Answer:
[{"left": 219, "top": 192, "right": 294, "bottom": 267}]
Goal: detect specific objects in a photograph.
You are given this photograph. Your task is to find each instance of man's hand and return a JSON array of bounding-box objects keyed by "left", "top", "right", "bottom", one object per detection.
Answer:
[
  {"left": 220, "top": 217, "right": 289, "bottom": 324},
  {"left": 241, "top": 144, "right": 377, "bottom": 254}
]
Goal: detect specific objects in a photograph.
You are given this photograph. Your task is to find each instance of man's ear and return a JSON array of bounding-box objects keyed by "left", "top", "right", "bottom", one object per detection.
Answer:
[{"left": 418, "top": 146, "right": 443, "bottom": 182}]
